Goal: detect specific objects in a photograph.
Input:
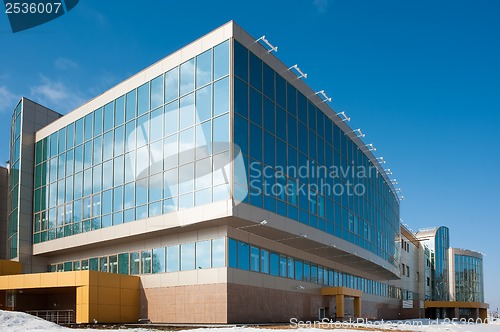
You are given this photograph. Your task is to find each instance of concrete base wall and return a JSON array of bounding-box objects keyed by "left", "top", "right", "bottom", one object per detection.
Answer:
[
  {"left": 141, "top": 283, "right": 227, "bottom": 323},
  {"left": 141, "top": 282, "right": 409, "bottom": 324}
]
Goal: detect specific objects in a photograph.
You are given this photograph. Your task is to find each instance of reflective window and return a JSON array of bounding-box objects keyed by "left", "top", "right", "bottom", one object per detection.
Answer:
[
  {"left": 166, "top": 245, "right": 179, "bottom": 272},
  {"left": 180, "top": 242, "right": 195, "bottom": 271},
  {"left": 196, "top": 49, "right": 212, "bottom": 88},
  {"left": 212, "top": 238, "right": 225, "bottom": 268},
  {"left": 130, "top": 252, "right": 140, "bottom": 274},
  {"left": 180, "top": 59, "right": 195, "bottom": 96},
  {"left": 213, "top": 41, "right": 229, "bottom": 80},
  {"left": 237, "top": 241, "right": 249, "bottom": 270},
  {"left": 34, "top": 39, "right": 231, "bottom": 244},
  {"left": 196, "top": 240, "right": 211, "bottom": 269},
  {"left": 250, "top": 246, "right": 260, "bottom": 272},
  {"left": 151, "top": 75, "right": 163, "bottom": 110},
  {"left": 152, "top": 247, "right": 165, "bottom": 274}
]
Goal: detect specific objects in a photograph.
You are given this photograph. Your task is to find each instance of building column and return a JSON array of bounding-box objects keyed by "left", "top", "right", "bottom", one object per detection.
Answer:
[
  {"left": 336, "top": 295, "right": 344, "bottom": 320},
  {"left": 354, "top": 297, "right": 361, "bottom": 318},
  {"left": 479, "top": 308, "right": 487, "bottom": 320}
]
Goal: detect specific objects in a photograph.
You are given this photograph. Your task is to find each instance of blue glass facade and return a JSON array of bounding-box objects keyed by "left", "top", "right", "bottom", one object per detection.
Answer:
[
  {"left": 8, "top": 102, "right": 22, "bottom": 259},
  {"left": 48, "top": 237, "right": 225, "bottom": 275},
  {"left": 228, "top": 238, "right": 414, "bottom": 300},
  {"left": 33, "top": 40, "right": 230, "bottom": 243},
  {"left": 233, "top": 41, "right": 400, "bottom": 266},
  {"left": 454, "top": 254, "right": 484, "bottom": 302},
  {"left": 432, "top": 226, "right": 450, "bottom": 301}
]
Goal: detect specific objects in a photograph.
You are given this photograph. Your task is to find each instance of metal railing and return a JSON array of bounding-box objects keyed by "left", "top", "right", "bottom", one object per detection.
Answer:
[{"left": 26, "top": 309, "right": 75, "bottom": 324}]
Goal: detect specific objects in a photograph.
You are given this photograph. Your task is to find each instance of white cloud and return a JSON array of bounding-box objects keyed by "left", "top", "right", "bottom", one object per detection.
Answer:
[
  {"left": 30, "top": 75, "right": 87, "bottom": 113},
  {"left": 314, "top": 0, "right": 329, "bottom": 13},
  {"left": 0, "top": 85, "right": 19, "bottom": 113},
  {"left": 54, "top": 57, "right": 79, "bottom": 70}
]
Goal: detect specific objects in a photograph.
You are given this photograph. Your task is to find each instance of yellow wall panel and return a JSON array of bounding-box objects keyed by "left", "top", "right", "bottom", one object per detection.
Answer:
[
  {"left": 97, "top": 273, "right": 119, "bottom": 288},
  {"left": 40, "top": 273, "right": 59, "bottom": 287},
  {"left": 120, "top": 275, "right": 141, "bottom": 289},
  {"left": 0, "top": 261, "right": 22, "bottom": 275},
  {"left": 23, "top": 274, "right": 41, "bottom": 287},
  {"left": 97, "top": 304, "right": 121, "bottom": 322},
  {"left": 120, "top": 288, "right": 140, "bottom": 306},
  {"left": 76, "top": 303, "right": 89, "bottom": 323},
  {"left": 0, "top": 270, "right": 139, "bottom": 323},
  {"left": 98, "top": 287, "right": 120, "bottom": 305},
  {"left": 88, "top": 285, "right": 99, "bottom": 304},
  {"left": 7, "top": 275, "right": 25, "bottom": 289},
  {"left": 120, "top": 305, "right": 140, "bottom": 322},
  {"left": 76, "top": 286, "right": 89, "bottom": 305},
  {"left": 56, "top": 272, "right": 77, "bottom": 286}
]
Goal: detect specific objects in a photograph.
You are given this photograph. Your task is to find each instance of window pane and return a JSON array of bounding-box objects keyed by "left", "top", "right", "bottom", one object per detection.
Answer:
[
  {"left": 103, "top": 101, "right": 114, "bottom": 132},
  {"left": 180, "top": 59, "right": 195, "bottom": 96},
  {"left": 249, "top": 52, "right": 262, "bottom": 91},
  {"left": 142, "top": 250, "right": 152, "bottom": 274},
  {"left": 113, "top": 155, "right": 124, "bottom": 186},
  {"left": 179, "top": 128, "right": 195, "bottom": 164},
  {"left": 214, "top": 40, "right": 229, "bottom": 80},
  {"left": 151, "top": 75, "right": 163, "bottom": 110},
  {"left": 58, "top": 128, "right": 66, "bottom": 154},
  {"left": 103, "top": 131, "right": 113, "bottom": 161},
  {"left": 126, "top": 90, "right": 137, "bottom": 122},
  {"left": 234, "top": 41, "right": 248, "bottom": 82},
  {"left": 250, "top": 246, "right": 260, "bottom": 272},
  {"left": 138, "top": 83, "right": 149, "bottom": 116},
  {"left": 195, "top": 85, "right": 211, "bottom": 123},
  {"left": 130, "top": 252, "right": 140, "bottom": 274},
  {"left": 149, "top": 173, "right": 163, "bottom": 202},
  {"left": 213, "top": 77, "right": 229, "bottom": 117},
  {"left": 237, "top": 241, "right": 250, "bottom": 270},
  {"left": 234, "top": 78, "right": 248, "bottom": 118},
  {"left": 99, "top": 257, "right": 108, "bottom": 272},
  {"left": 212, "top": 238, "right": 225, "bottom": 268},
  {"left": 196, "top": 240, "right": 211, "bottom": 269},
  {"left": 196, "top": 49, "right": 212, "bottom": 88},
  {"left": 180, "top": 93, "right": 195, "bottom": 129},
  {"left": 115, "top": 95, "right": 125, "bottom": 126},
  {"left": 66, "top": 123, "right": 74, "bottom": 149},
  {"left": 279, "top": 255, "right": 287, "bottom": 277},
  {"left": 109, "top": 255, "right": 118, "bottom": 273},
  {"left": 94, "top": 108, "right": 103, "bottom": 136},
  {"left": 89, "top": 257, "right": 98, "bottom": 271},
  {"left": 165, "top": 67, "right": 179, "bottom": 103},
  {"left": 152, "top": 247, "right": 165, "bottom": 274},
  {"left": 75, "top": 119, "right": 84, "bottom": 146},
  {"left": 84, "top": 113, "right": 93, "bottom": 141},
  {"left": 93, "top": 136, "right": 102, "bottom": 165},
  {"left": 213, "top": 114, "right": 229, "bottom": 154},
  {"left": 114, "top": 125, "right": 125, "bottom": 156},
  {"left": 261, "top": 249, "right": 269, "bottom": 274},
  {"left": 150, "top": 107, "right": 163, "bottom": 142},
  {"left": 166, "top": 245, "right": 179, "bottom": 272},
  {"left": 181, "top": 242, "right": 195, "bottom": 271},
  {"left": 164, "top": 101, "right": 179, "bottom": 137},
  {"left": 228, "top": 238, "right": 237, "bottom": 268},
  {"left": 118, "top": 253, "right": 129, "bottom": 274},
  {"left": 270, "top": 252, "right": 279, "bottom": 276}
]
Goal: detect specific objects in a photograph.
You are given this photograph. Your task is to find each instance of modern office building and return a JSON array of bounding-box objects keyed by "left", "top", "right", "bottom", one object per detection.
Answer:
[
  {"left": 415, "top": 227, "right": 487, "bottom": 319},
  {"left": 0, "top": 21, "right": 488, "bottom": 324}
]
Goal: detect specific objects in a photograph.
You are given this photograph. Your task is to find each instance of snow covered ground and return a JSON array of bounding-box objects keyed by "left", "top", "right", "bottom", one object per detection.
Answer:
[{"left": 1, "top": 310, "right": 499, "bottom": 332}]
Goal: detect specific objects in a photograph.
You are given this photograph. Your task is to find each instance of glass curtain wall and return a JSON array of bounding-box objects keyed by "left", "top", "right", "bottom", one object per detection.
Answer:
[
  {"left": 232, "top": 40, "right": 400, "bottom": 266},
  {"left": 33, "top": 40, "right": 230, "bottom": 244}
]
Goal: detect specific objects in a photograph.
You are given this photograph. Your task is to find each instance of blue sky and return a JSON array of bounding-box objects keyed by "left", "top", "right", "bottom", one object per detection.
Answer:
[{"left": 1, "top": 0, "right": 499, "bottom": 311}]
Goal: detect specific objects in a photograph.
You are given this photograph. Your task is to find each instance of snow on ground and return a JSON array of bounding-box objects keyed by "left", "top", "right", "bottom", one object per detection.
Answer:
[{"left": 1, "top": 310, "right": 500, "bottom": 332}]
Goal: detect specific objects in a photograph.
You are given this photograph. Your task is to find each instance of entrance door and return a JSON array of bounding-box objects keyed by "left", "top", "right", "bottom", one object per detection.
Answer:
[{"left": 319, "top": 307, "right": 326, "bottom": 319}]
